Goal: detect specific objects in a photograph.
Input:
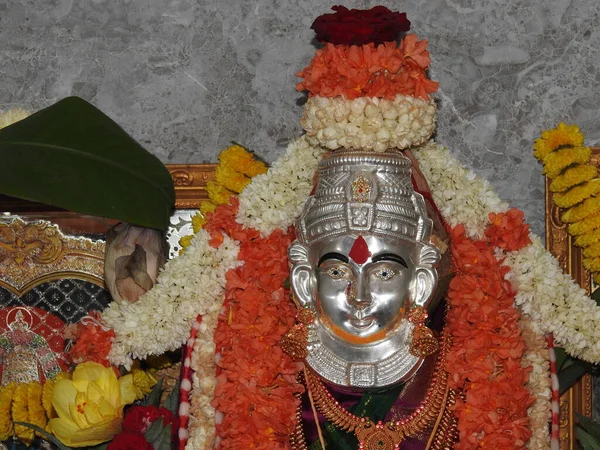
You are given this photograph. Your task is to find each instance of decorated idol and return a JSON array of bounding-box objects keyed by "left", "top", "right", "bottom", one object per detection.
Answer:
[{"left": 99, "top": 5, "right": 600, "bottom": 450}]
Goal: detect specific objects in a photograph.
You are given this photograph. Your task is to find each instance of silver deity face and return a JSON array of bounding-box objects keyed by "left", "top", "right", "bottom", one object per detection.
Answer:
[
  {"left": 289, "top": 150, "right": 441, "bottom": 389},
  {"left": 315, "top": 235, "right": 415, "bottom": 343}
]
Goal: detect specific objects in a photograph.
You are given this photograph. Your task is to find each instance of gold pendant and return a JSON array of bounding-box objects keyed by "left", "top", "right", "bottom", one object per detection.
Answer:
[{"left": 355, "top": 421, "right": 403, "bottom": 450}]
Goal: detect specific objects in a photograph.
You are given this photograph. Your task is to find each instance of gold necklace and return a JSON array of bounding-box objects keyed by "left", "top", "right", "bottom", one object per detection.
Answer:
[{"left": 300, "top": 334, "right": 452, "bottom": 450}]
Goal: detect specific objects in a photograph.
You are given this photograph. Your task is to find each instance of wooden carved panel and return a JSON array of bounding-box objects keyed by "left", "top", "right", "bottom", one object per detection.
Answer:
[{"left": 546, "top": 148, "right": 598, "bottom": 450}]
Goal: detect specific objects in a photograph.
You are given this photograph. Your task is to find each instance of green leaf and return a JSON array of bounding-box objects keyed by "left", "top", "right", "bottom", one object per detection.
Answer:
[
  {"left": 14, "top": 421, "right": 73, "bottom": 450},
  {"left": 163, "top": 380, "right": 180, "bottom": 414},
  {"left": 591, "top": 287, "right": 600, "bottom": 307},
  {"left": 0, "top": 97, "right": 174, "bottom": 230},
  {"left": 578, "top": 413, "right": 600, "bottom": 442},
  {"left": 143, "top": 378, "right": 163, "bottom": 407},
  {"left": 559, "top": 360, "right": 589, "bottom": 396},
  {"left": 554, "top": 347, "right": 568, "bottom": 372},
  {"left": 143, "top": 418, "right": 172, "bottom": 450},
  {"left": 577, "top": 427, "right": 600, "bottom": 450}
]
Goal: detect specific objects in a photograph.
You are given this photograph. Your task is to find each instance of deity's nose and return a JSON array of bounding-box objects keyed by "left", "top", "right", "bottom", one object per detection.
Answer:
[{"left": 346, "top": 276, "right": 371, "bottom": 310}]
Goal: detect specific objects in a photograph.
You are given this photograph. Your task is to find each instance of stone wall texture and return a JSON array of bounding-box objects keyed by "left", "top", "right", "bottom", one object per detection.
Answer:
[{"left": 2, "top": 0, "right": 600, "bottom": 236}]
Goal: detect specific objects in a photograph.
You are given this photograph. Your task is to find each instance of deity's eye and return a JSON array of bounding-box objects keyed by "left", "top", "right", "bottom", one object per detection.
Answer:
[
  {"left": 373, "top": 267, "right": 396, "bottom": 281},
  {"left": 325, "top": 266, "right": 348, "bottom": 280}
]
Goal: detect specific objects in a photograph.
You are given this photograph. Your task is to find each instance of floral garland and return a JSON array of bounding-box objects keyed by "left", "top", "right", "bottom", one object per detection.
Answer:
[
  {"left": 445, "top": 218, "right": 534, "bottom": 448},
  {"left": 296, "top": 35, "right": 438, "bottom": 100},
  {"left": 533, "top": 123, "right": 600, "bottom": 283},
  {"left": 301, "top": 95, "right": 436, "bottom": 152},
  {"left": 209, "top": 203, "right": 303, "bottom": 449},
  {"left": 184, "top": 137, "right": 323, "bottom": 449},
  {"left": 103, "top": 228, "right": 241, "bottom": 367}
]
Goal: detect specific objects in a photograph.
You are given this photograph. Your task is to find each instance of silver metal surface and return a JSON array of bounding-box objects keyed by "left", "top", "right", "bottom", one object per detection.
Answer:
[{"left": 290, "top": 150, "right": 441, "bottom": 389}]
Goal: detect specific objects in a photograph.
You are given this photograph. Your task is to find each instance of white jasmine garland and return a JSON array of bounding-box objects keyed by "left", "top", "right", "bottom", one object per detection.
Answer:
[
  {"left": 520, "top": 318, "right": 552, "bottom": 450},
  {"left": 187, "top": 318, "right": 218, "bottom": 450},
  {"left": 103, "top": 229, "right": 240, "bottom": 367},
  {"left": 412, "top": 140, "right": 508, "bottom": 238},
  {"left": 504, "top": 237, "right": 600, "bottom": 362},
  {"left": 301, "top": 95, "right": 436, "bottom": 153},
  {"left": 236, "top": 135, "right": 325, "bottom": 234}
]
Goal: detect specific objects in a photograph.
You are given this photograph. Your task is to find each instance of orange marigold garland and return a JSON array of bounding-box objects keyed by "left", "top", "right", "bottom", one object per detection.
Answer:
[
  {"left": 446, "top": 209, "right": 534, "bottom": 449},
  {"left": 296, "top": 35, "right": 438, "bottom": 100},
  {"left": 208, "top": 201, "right": 304, "bottom": 449}
]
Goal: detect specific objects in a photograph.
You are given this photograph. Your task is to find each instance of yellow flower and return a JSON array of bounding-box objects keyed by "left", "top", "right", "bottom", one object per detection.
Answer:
[
  {"left": 553, "top": 179, "right": 600, "bottom": 208},
  {"left": 549, "top": 165, "right": 597, "bottom": 193},
  {"left": 533, "top": 123, "right": 584, "bottom": 160},
  {"left": 27, "top": 382, "right": 46, "bottom": 438},
  {"left": 206, "top": 181, "right": 234, "bottom": 205},
  {"left": 42, "top": 379, "right": 57, "bottom": 419},
  {"left": 49, "top": 362, "right": 136, "bottom": 447},
  {"left": 192, "top": 211, "right": 207, "bottom": 233},
  {"left": 12, "top": 383, "right": 33, "bottom": 445},
  {"left": 200, "top": 200, "right": 217, "bottom": 216},
  {"left": 568, "top": 213, "right": 600, "bottom": 236},
  {"left": 215, "top": 165, "right": 251, "bottom": 193},
  {"left": 583, "top": 257, "right": 600, "bottom": 272},
  {"left": 575, "top": 228, "right": 600, "bottom": 247},
  {"left": 219, "top": 144, "right": 268, "bottom": 177},
  {"left": 561, "top": 196, "right": 600, "bottom": 223},
  {"left": 131, "top": 368, "right": 158, "bottom": 400},
  {"left": 178, "top": 234, "right": 194, "bottom": 253},
  {"left": 542, "top": 146, "right": 591, "bottom": 179},
  {"left": 0, "top": 383, "right": 16, "bottom": 441},
  {"left": 583, "top": 242, "right": 600, "bottom": 258}
]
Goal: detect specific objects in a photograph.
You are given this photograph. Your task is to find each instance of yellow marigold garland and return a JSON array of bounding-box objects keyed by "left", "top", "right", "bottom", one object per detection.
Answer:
[
  {"left": 0, "top": 383, "right": 16, "bottom": 441},
  {"left": 12, "top": 382, "right": 33, "bottom": 445},
  {"left": 533, "top": 122, "right": 584, "bottom": 160},
  {"left": 179, "top": 144, "right": 267, "bottom": 252},
  {"left": 541, "top": 146, "right": 591, "bottom": 179},
  {"left": 550, "top": 165, "right": 597, "bottom": 193},
  {"left": 42, "top": 379, "right": 57, "bottom": 419},
  {"left": 535, "top": 123, "right": 600, "bottom": 283},
  {"left": 27, "top": 382, "right": 46, "bottom": 438}
]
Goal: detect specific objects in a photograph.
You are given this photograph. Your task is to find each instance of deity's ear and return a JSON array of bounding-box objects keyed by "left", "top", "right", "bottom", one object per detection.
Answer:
[
  {"left": 291, "top": 264, "right": 315, "bottom": 307},
  {"left": 289, "top": 242, "right": 315, "bottom": 308},
  {"left": 412, "top": 266, "right": 438, "bottom": 309}
]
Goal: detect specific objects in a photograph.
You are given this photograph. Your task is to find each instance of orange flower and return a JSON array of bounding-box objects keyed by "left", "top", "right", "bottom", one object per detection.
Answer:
[
  {"left": 446, "top": 224, "right": 533, "bottom": 449},
  {"left": 296, "top": 39, "right": 437, "bottom": 100},
  {"left": 68, "top": 312, "right": 115, "bottom": 366},
  {"left": 486, "top": 208, "right": 532, "bottom": 251},
  {"left": 211, "top": 217, "right": 302, "bottom": 448}
]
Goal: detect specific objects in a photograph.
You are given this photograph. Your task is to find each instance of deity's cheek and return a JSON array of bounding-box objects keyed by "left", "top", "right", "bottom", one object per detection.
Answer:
[{"left": 315, "top": 273, "right": 352, "bottom": 326}]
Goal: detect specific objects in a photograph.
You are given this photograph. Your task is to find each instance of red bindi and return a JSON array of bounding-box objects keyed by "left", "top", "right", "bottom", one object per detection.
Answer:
[{"left": 349, "top": 235, "right": 371, "bottom": 264}]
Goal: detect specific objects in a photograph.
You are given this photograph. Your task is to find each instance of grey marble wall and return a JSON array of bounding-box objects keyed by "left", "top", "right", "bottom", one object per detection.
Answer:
[{"left": 1, "top": 0, "right": 600, "bottom": 236}]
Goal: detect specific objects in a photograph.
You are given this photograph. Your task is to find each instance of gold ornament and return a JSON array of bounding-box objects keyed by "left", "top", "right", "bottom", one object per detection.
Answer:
[
  {"left": 281, "top": 308, "right": 314, "bottom": 361},
  {"left": 408, "top": 306, "right": 439, "bottom": 358}
]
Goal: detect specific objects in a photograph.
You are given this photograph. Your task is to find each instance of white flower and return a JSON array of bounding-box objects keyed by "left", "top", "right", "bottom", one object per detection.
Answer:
[
  {"left": 103, "top": 229, "right": 241, "bottom": 367},
  {"left": 301, "top": 95, "right": 436, "bottom": 152},
  {"left": 236, "top": 135, "right": 325, "bottom": 235}
]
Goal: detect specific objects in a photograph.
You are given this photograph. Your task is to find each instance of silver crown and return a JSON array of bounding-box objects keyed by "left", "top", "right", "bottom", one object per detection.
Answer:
[{"left": 297, "top": 151, "right": 432, "bottom": 245}]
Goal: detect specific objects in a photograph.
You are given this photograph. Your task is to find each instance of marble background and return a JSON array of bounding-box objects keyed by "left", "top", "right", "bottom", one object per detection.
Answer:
[{"left": 1, "top": 0, "right": 600, "bottom": 236}]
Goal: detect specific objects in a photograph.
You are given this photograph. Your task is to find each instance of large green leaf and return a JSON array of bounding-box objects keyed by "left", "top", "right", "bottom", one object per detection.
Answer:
[{"left": 0, "top": 97, "right": 174, "bottom": 230}]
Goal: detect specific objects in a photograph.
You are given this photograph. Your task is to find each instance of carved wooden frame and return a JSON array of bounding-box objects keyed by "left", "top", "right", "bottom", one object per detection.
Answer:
[{"left": 545, "top": 149, "right": 598, "bottom": 449}]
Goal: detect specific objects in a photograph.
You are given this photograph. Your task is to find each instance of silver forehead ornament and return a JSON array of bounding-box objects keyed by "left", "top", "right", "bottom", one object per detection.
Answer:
[{"left": 287, "top": 151, "right": 441, "bottom": 389}]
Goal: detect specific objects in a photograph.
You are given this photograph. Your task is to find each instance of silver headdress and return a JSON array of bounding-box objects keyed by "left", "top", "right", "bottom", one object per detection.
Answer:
[{"left": 296, "top": 151, "right": 433, "bottom": 246}]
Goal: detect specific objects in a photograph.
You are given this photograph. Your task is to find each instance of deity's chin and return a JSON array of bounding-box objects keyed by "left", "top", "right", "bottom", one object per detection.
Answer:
[{"left": 305, "top": 317, "right": 423, "bottom": 390}]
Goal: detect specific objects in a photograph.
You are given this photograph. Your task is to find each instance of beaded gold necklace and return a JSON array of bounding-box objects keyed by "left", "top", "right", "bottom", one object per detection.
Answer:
[{"left": 291, "top": 334, "right": 455, "bottom": 450}]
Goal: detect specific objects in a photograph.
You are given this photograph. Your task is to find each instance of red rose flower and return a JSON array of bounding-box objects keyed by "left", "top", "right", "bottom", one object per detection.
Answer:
[
  {"left": 107, "top": 432, "right": 153, "bottom": 450},
  {"left": 122, "top": 405, "right": 177, "bottom": 439},
  {"left": 311, "top": 5, "right": 410, "bottom": 46}
]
